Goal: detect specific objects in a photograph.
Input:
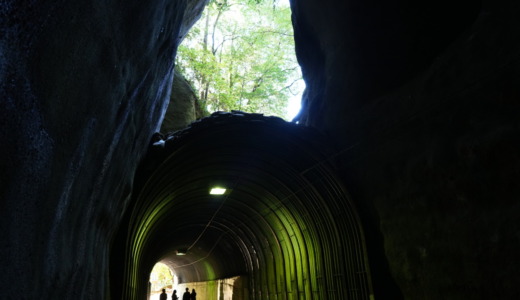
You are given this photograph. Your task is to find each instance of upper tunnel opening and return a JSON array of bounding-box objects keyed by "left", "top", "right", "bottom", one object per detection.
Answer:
[
  {"left": 110, "top": 112, "right": 373, "bottom": 299},
  {"left": 166, "top": 0, "right": 304, "bottom": 134}
]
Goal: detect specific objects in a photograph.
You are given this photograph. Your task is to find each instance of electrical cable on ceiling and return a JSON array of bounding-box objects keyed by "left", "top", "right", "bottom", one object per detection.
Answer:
[{"left": 186, "top": 178, "right": 241, "bottom": 252}]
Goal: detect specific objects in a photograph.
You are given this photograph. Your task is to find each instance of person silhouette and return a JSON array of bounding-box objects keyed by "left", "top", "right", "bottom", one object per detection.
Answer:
[
  {"left": 182, "top": 288, "right": 190, "bottom": 300},
  {"left": 160, "top": 289, "right": 167, "bottom": 300},
  {"left": 190, "top": 289, "right": 197, "bottom": 300},
  {"left": 171, "top": 289, "right": 179, "bottom": 300}
]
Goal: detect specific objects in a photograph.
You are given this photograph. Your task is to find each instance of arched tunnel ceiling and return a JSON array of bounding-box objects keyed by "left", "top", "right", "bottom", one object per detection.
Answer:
[{"left": 119, "top": 112, "right": 372, "bottom": 299}]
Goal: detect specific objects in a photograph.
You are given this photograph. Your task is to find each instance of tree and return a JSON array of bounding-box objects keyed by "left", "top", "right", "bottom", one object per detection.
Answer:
[{"left": 175, "top": 0, "right": 303, "bottom": 118}]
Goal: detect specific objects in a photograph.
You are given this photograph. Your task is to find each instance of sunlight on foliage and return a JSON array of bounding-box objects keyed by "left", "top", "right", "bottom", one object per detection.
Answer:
[
  {"left": 176, "top": 0, "right": 303, "bottom": 119},
  {"left": 149, "top": 263, "right": 174, "bottom": 292}
]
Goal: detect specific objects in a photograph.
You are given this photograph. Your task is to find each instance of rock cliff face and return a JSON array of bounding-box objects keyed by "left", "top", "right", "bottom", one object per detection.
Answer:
[
  {"left": 0, "top": 0, "right": 206, "bottom": 298},
  {"left": 293, "top": 0, "right": 520, "bottom": 298},
  {"left": 1, "top": 0, "right": 520, "bottom": 299},
  {"left": 160, "top": 68, "right": 204, "bottom": 133}
]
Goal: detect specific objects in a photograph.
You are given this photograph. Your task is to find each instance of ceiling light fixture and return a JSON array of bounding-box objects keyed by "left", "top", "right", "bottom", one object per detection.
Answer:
[{"left": 209, "top": 187, "right": 226, "bottom": 195}]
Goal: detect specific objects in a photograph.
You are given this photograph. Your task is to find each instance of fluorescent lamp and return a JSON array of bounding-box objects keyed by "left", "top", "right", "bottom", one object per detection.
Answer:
[
  {"left": 176, "top": 249, "right": 187, "bottom": 256},
  {"left": 210, "top": 187, "right": 226, "bottom": 195}
]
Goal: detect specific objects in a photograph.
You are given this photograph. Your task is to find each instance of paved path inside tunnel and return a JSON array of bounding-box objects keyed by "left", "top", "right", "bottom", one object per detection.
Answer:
[{"left": 149, "top": 290, "right": 172, "bottom": 300}]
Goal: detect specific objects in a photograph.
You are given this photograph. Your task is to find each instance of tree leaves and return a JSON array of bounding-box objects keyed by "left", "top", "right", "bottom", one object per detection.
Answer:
[{"left": 175, "top": 0, "right": 302, "bottom": 118}]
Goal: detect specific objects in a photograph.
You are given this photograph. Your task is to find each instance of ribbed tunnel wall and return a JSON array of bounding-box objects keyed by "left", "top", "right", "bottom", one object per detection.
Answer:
[{"left": 112, "top": 113, "right": 373, "bottom": 299}]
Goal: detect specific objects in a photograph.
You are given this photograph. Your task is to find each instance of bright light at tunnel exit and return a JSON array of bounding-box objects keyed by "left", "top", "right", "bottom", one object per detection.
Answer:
[
  {"left": 209, "top": 187, "right": 226, "bottom": 195},
  {"left": 149, "top": 263, "right": 177, "bottom": 294}
]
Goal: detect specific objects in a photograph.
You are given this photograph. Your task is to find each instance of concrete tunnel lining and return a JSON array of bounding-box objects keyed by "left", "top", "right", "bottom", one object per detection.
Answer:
[{"left": 112, "top": 112, "right": 373, "bottom": 299}]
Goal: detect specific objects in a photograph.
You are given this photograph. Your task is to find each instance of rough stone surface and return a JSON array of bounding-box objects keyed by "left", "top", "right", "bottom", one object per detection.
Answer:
[
  {"left": 293, "top": 0, "right": 520, "bottom": 298},
  {"left": 2, "top": 0, "right": 520, "bottom": 299},
  {"left": 0, "top": 0, "right": 207, "bottom": 299},
  {"left": 160, "top": 68, "right": 203, "bottom": 133}
]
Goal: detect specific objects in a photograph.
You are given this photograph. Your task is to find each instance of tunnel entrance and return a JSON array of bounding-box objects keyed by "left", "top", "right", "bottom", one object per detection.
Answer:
[{"left": 110, "top": 112, "right": 373, "bottom": 299}]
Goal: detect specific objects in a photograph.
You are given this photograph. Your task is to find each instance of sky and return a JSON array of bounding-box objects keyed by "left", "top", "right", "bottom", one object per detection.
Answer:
[
  {"left": 277, "top": 0, "right": 303, "bottom": 121},
  {"left": 285, "top": 82, "right": 304, "bottom": 121}
]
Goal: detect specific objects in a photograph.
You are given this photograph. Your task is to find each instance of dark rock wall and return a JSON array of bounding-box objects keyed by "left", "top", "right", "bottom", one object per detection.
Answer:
[
  {"left": 293, "top": 0, "right": 520, "bottom": 298},
  {"left": 0, "top": 0, "right": 206, "bottom": 299}
]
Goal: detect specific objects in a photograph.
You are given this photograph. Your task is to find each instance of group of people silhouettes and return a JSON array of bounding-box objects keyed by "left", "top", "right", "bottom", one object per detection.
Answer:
[{"left": 160, "top": 288, "right": 196, "bottom": 300}]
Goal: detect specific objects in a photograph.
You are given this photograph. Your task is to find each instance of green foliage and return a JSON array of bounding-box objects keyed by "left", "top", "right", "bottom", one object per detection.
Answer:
[
  {"left": 150, "top": 263, "right": 173, "bottom": 291},
  {"left": 176, "top": 0, "right": 302, "bottom": 118}
]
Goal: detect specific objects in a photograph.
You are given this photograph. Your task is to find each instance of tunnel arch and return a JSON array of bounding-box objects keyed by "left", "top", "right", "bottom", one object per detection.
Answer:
[{"left": 111, "top": 112, "right": 373, "bottom": 299}]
